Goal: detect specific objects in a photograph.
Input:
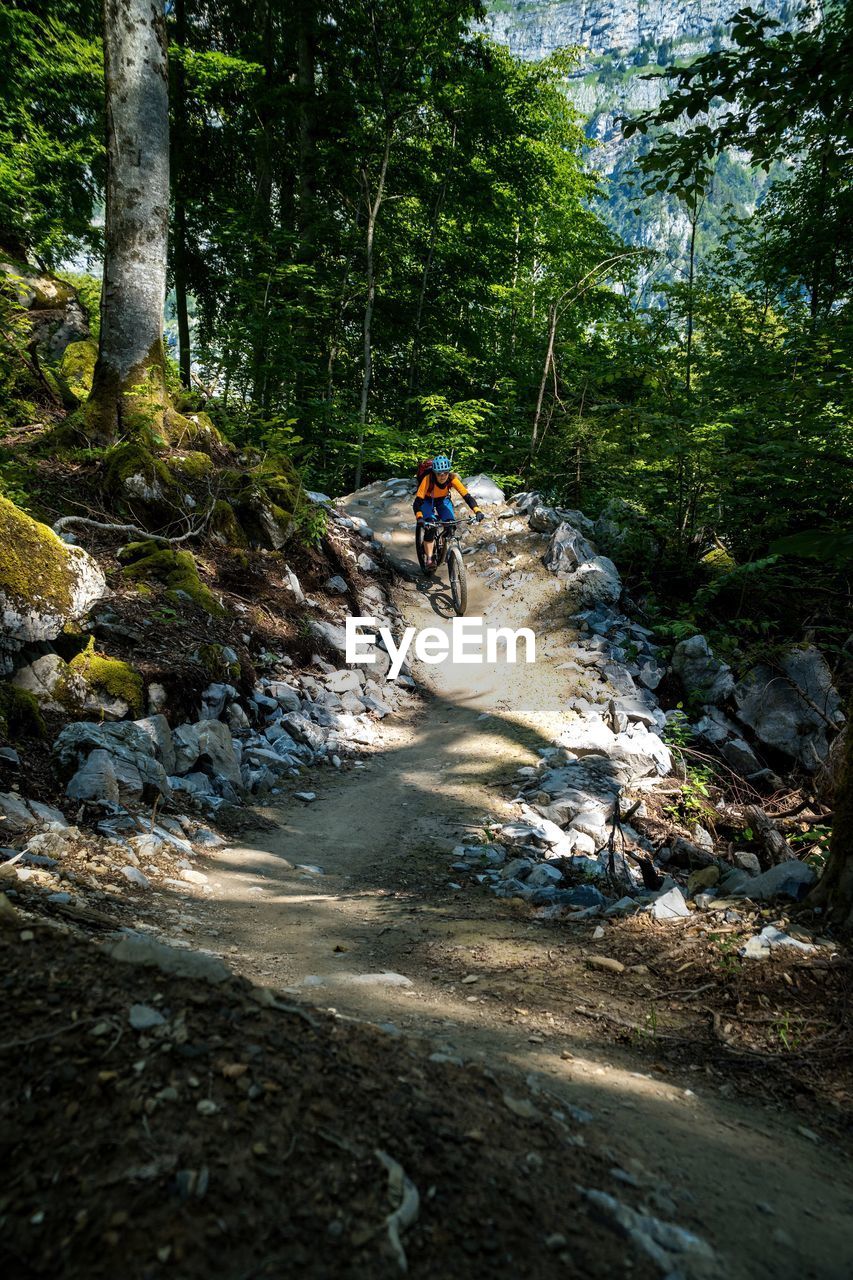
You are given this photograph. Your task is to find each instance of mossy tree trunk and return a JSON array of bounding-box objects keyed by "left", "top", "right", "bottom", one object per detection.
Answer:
[
  {"left": 807, "top": 701, "right": 853, "bottom": 931},
  {"left": 87, "top": 0, "right": 170, "bottom": 441}
]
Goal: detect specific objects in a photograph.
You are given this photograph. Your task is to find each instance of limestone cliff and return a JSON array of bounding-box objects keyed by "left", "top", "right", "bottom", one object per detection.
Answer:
[{"left": 481, "top": 1, "right": 800, "bottom": 277}]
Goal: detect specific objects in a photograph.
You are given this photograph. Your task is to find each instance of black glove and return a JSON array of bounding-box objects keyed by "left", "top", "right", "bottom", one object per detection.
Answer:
[{"left": 475, "top": 511, "right": 485, "bottom": 523}]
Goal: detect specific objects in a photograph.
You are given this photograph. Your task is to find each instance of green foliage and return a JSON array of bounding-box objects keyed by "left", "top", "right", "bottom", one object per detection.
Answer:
[
  {"left": 59, "top": 271, "right": 101, "bottom": 339},
  {"left": 0, "top": 2, "right": 104, "bottom": 263},
  {"left": 1, "top": 0, "right": 848, "bottom": 692},
  {"left": 291, "top": 501, "right": 328, "bottom": 548},
  {"left": 0, "top": 450, "right": 38, "bottom": 511},
  {"left": 709, "top": 932, "right": 742, "bottom": 976},
  {"left": 58, "top": 338, "right": 97, "bottom": 403}
]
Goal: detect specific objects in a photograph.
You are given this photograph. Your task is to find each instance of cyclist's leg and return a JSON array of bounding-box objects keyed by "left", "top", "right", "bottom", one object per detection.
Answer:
[
  {"left": 420, "top": 500, "right": 437, "bottom": 563},
  {"left": 436, "top": 497, "right": 456, "bottom": 529}
]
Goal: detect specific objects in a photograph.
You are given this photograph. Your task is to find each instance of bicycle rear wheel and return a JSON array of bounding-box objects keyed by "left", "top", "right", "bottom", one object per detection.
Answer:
[
  {"left": 415, "top": 522, "right": 428, "bottom": 573},
  {"left": 447, "top": 546, "right": 467, "bottom": 616}
]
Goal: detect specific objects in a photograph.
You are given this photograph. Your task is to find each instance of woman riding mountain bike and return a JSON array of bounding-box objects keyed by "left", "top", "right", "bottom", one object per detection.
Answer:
[{"left": 413, "top": 455, "right": 485, "bottom": 570}]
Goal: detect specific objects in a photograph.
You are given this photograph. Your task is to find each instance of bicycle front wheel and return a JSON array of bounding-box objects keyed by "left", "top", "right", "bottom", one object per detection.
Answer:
[
  {"left": 415, "top": 522, "right": 428, "bottom": 573},
  {"left": 447, "top": 546, "right": 467, "bottom": 616}
]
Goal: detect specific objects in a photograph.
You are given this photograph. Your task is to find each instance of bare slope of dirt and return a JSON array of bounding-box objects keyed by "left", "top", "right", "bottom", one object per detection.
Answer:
[
  {"left": 0, "top": 927, "right": 658, "bottom": 1280},
  {"left": 190, "top": 486, "right": 853, "bottom": 1280}
]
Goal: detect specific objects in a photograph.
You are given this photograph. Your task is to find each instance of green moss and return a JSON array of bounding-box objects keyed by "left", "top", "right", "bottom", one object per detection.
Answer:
[
  {"left": 700, "top": 546, "right": 738, "bottom": 577},
  {"left": 0, "top": 683, "right": 46, "bottom": 740},
  {"left": 120, "top": 539, "right": 225, "bottom": 616},
  {"left": 209, "top": 499, "right": 248, "bottom": 548},
  {"left": 169, "top": 450, "right": 215, "bottom": 482},
  {"left": 84, "top": 340, "right": 168, "bottom": 443},
  {"left": 68, "top": 637, "right": 144, "bottom": 715},
  {"left": 231, "top": 455, "right": 303, "bottom": 548},
  {"left": 58, "top": 338, "right": 98, "bottom": 403},
  {"left": 167, "top": 408, "right": 230, "bottom": 456},
  {"left": 196, "top": 642, "right": 241, "bottom": 683},
  {"left": 0, "top": 493, "right": 78, "bottom": 615},
  {"left": 103, "top": 441, "right": 175, "bottom": 507}
]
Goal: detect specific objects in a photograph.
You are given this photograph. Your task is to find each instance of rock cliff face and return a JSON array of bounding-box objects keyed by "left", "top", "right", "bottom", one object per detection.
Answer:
[
  {"left": 481, "top": 1, "right": 798, "bottom": 276},
  {"left": 483, "top": 0, "right": 793, "bottom": 64}
]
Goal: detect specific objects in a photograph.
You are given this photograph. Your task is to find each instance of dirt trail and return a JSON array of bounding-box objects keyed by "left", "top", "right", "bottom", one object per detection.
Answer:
[{"left": 199, "top": 485, "right": 853, "bottom": 1280}]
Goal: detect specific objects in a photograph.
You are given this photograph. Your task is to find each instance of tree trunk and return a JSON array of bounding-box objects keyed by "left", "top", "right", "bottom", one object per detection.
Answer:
[
  {"left": 406, "top": 120, "right": 457, "bottom": 399},
  {"left": 171, "top": 0, "right": 191, "bottom": 388},
  {"left": 685, "top": 207, "right": 697, "bottom": 397},
  {"left": 355, "top": 127, "right": 392, "bottom": 490},
  {"left": 807, "top": 710, "right": 853, "bottom": 930},
  {"left": 249, "top": 0, "right": 274, "bottom": 410},
  {"left": 88, "top": 0, "right": 170, "bottom": 440},
  {"left": 530, "top": 301, "right": 558, "bottom": 464},
  {"left": 296, "top": 0, "right": 318, "bottom": 265}
]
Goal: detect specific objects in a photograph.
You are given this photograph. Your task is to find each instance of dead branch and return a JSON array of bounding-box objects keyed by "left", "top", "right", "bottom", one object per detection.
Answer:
[
  {"left": 717, "top": 803, "right": 795, "bottom": 864},
  {"left": 52, "top": 514, "right": 210, "bottom": 545}
]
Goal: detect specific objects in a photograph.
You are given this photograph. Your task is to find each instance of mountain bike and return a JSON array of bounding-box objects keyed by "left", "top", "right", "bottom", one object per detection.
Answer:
[{"left": 415, "top": 518, "right": 468, "bottom": 616}]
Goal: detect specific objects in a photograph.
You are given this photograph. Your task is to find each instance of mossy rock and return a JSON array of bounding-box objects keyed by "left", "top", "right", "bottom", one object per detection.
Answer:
[
  {"left": 58, "top": 338, "right": 98, "bottom": 403},
  {"left": 231, "top": 457, "right": 302, "bottom": 549},
  {"left": 0, "top": 682, "right": 46, "bottom": 740},
  {"left": 166, "top": 409, "right": 230, "bottom": 458},
  {"left": 209, "top": 499, "right": 248, "bottom": 548},
  {"left": 0, "top": 493, "right": 106, "bottom": 637},
  {"left": 700, "top": 546, "right": 738, "bottom": 577},
  {"left": 103, "top": 441, "right": 176, "bottom": 512},
  {"left": 232, "top": 488, "right": 290, "bottom": 550},
  {"left": 68, "top": 637, "right": 144, "bottom": 716},
  {"left": 120, "top": 540, "right": 225, "bottom": 616},
  {"left": 196, "top": 642, "right": 241, "bottom": 684},
  {"left": 169, "top": 450, "right": 216, "bottom": 483},
  {"left": 0, "top": 261, "right": 74, "bottom": 310}
]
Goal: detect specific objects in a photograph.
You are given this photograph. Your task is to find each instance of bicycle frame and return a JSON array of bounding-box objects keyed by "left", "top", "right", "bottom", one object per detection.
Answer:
[{"left": 421, "top": 518, "right": 461, "bottom": 564}]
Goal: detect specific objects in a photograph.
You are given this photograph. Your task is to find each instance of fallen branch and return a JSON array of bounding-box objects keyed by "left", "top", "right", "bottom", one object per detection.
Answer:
[
  {"left": 0, "top": 1016, "right": 97, "bottom": 1052},
  {"left": 375, "top": 1149, "right": 419, "bottom": 1273},
  {"left": 740, "top": 805, "right": 795, "bottom": 864},
  {"left": 651, "top": 982, "right": 717, "bottom": 1001},
  {"left": 52, "top": 514, "right": 207, "bottom": 545},
  {"left": 668, "top": 836, "right": 719, "bottom": 870}
]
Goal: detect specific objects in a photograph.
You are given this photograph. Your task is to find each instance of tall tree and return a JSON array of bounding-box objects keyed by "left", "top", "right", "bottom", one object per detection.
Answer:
[
  {"left": 170, "top": 0, "right": 192, "bottom": 387},
  {"left": 87, "top": 0, "right": 170, "bottom": 439}
]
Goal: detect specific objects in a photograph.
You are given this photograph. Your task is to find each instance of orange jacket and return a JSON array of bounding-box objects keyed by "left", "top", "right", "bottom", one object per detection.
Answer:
[{"left": 413, "top": 471, "right": 480, "bottom": 518}]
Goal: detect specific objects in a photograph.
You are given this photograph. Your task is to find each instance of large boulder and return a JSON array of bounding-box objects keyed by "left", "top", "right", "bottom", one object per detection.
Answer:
[
  {"left": 692, "top": 707, "right": 764, "bottom": 778},
  {"left": 544, "top": 522, "right": 598, "bottom": 573},
  {"left": 12, "top": 653, "right": 89, "bottom": 711},
  {"left": 566, "top": 557, "right": 622, "bottom": 608},
  {"left": 134, "top": 715, "right": 177, "bottom": 774},
  {"left": 543, "top": 523, "right": 621, "bottom": 606},
  {"left": 733, "top": 647, "right": 844, "bottom": 770},
  {"left": 510, "top": 491, "right": 543, "bottom": 512},
  {"left": 461, "top": 474, "right": 504, "bottom": 505},
  {"left": 172, "top": 720, "right": 243, "bottom": 788},
  {"left": 13, "top": 647, "right": 143, "bottom": 721},
  {"left": 529, "top": 504, "right": 594, "bottom": 536},
  {"left": 671, "top": 635, "right": 735, "bottom": 707},
  {"left": 0, "top": 496, "right": 106, "bottom": 673},
  {"left": 0, "top": 261, "right": 89, "bottom": 360},
  {"left": 54, "top": 721, "right": 170, "bottom": 802}
]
